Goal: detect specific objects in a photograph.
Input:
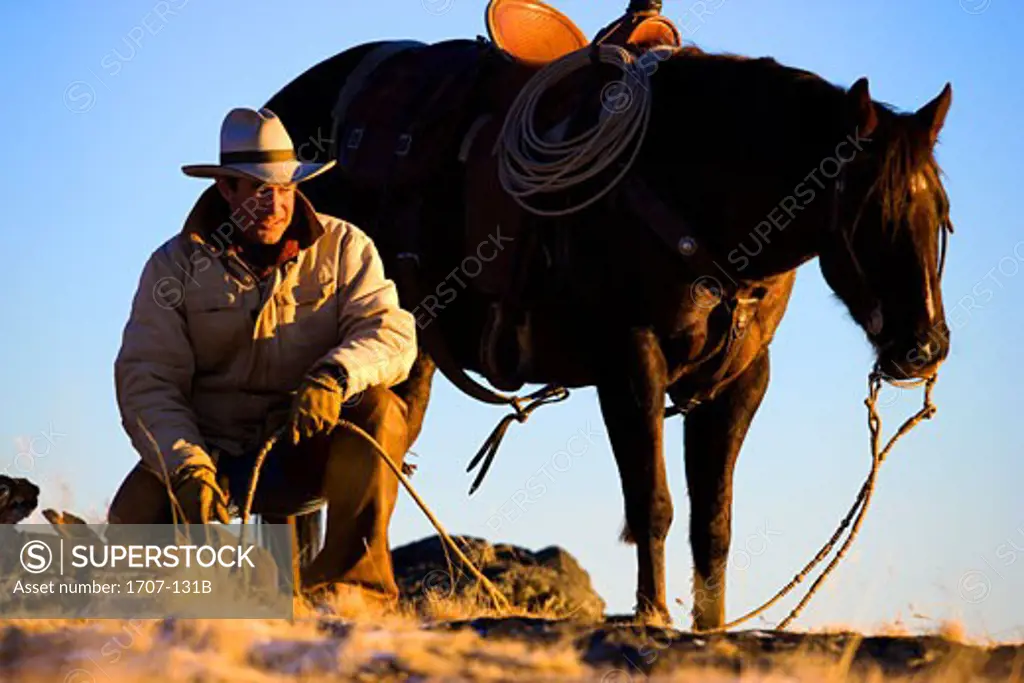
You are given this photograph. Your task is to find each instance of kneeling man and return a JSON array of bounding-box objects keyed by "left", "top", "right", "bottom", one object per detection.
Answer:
[{"left": 108, "top": 107, "right": 417, "bottom": 602}]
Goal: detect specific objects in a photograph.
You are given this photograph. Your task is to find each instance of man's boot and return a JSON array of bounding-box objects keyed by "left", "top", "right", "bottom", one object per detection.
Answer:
[{"left": 299, "top": 386, "right": 410, "bottom": 601}]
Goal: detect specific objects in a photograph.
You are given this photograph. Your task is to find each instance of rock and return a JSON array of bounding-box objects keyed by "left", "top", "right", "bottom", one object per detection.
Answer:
[{"left": 391, "top": 535, "right": 606, "bottom": 622}]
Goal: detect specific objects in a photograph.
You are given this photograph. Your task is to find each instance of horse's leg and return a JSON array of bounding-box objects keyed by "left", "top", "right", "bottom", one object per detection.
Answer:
[
  {"left": 680, "top": 348, "right": 770, "bottom": 631},
  {"left": 597, "top": 328, "right": 672, "bottom": 623}
]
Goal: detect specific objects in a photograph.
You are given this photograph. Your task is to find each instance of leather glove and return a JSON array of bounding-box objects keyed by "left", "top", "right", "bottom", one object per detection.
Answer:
[
  {"left": 171, "top": 464, "right": 232, "bottom": 524},
  {"left": 287, "top": 368, "right": 346, "bottom": 446}
]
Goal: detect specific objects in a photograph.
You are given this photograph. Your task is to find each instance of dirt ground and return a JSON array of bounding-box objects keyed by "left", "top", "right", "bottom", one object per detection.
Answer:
[
  {"left": 448, "top": 617, "right": 1024, "bottom": 682},
  {"left": 2, "top": 611, "right": 1021, "bottom": 682}
]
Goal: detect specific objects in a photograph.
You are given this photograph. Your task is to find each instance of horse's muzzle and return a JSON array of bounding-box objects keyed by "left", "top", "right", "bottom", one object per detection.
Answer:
[{"left": 877, "top": 324, "right": 950, "bottom": 380}]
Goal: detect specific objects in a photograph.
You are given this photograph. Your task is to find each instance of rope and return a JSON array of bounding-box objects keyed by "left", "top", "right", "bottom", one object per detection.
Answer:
[
  {"left": 242, "top": 427, "right": 282, "bottom": 527},
  {"left": 135, "top": 417, "right": 188, "bottom": 533},
  {"left": 234, "top": 371, "right": 935, "bottom": 626},
  {"left": 240, "top": 421, "right": 511, "bottom": 612},
  {"left": 495, "top": 43, "right": 655, "bottom": 217},
  {"left": 691, "top": 368, "right": 938, "bottom": 634},
  {"left": 465, "top": 384, "right": 570, "bottom": 495},
  {"left": 236, "top": 427, "right": 284, "bottom": 575}
]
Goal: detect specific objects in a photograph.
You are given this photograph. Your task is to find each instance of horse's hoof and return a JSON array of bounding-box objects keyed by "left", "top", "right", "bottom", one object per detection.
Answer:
[
  {"left": 635, "top": 604, "right": 673, "bottom": 628},
  {"left": 690, "top": 618, "right": 725, "bottom": 633}
]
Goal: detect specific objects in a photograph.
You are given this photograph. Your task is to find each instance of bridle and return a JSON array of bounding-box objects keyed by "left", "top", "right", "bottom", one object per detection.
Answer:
[
  {"left": 825, "top": 166, "right": 883, "bottom": 335},
  {"left": 826, "top": 162, "right": 953, "bottom": 342}
]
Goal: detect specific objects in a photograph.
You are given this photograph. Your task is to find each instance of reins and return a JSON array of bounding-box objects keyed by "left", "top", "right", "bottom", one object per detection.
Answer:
[{"left": 233, "top": 362, "right": 940, "bottom": 626}]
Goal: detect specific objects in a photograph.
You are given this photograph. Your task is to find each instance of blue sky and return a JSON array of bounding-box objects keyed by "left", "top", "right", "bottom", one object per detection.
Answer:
[{"left": 1, "top": 1, "right": 1022, "bottom": 637}]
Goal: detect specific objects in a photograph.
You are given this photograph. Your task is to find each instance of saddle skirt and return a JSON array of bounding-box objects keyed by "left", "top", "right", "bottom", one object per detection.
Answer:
[{"left": 330, "top": 39, "right": 490, "bottom": 193}]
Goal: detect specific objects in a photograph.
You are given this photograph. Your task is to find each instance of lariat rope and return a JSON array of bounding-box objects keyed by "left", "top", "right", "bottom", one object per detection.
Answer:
[
  {"left": 495, "top": 43, "right": 656, "bottom": 216},
  {"left": 690, "top": 368, "right": 938, "bottom": 633},
  {"left": 240, "top": 422, "right": 511, "bottom": 612}
]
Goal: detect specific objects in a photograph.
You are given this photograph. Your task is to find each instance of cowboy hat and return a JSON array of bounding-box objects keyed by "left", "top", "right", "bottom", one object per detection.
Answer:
[{"left": 182, "top": 107, "right": 335, "bottom": 184}]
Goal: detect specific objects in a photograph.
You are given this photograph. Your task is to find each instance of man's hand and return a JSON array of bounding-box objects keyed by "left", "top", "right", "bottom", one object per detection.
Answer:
[
  {"left": 172, "top": 465, "right": 231, "bottom": 524},
  {"left": 287, "top": 370, "right": 346, "bottom": 446}
]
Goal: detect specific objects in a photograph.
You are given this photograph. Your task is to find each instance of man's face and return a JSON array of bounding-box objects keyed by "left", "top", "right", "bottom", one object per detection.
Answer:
[{"left": 216, "top": 176, "right": 296, "bottom": 245}]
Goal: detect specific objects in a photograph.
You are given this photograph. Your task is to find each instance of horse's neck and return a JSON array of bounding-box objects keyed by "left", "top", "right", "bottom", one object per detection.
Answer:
[
  {"left": 709, "top": 160, "right": 833, "bottom": 282},
  {"left": 654, "top": 57, "right": 851, "bottom": 281}
]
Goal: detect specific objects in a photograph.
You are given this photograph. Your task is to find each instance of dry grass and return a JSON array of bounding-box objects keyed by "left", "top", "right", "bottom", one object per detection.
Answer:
[
  {"left": 4, "top": 510, "right": 1018, "bottom": 681},
  {"left": 1, "top": 594, "right": 589, "bottom": 682},
  {"left": 2, "top": 602, "right": 1020, "bottom": 683}
]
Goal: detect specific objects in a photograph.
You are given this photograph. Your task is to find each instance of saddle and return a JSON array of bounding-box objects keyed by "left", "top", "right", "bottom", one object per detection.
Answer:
[
  {"left": 460, "top": 0, "right": 685, "bottom": 390},
  {"left": 328, "top": 1, "right": 686, "bottom": 392}
]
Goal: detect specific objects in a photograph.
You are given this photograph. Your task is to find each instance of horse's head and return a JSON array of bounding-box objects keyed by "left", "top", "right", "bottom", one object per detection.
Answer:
[{"left": 819, "top": 78, "right": 954, "bottom": 381}]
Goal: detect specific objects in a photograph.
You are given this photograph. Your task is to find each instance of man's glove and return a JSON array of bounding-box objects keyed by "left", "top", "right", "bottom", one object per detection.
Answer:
[
  {"left": 171, "top": 464, "right": 232, "bottom": 524},
  {"left": 287, "top": 368, "right": 346, "bottom": 446}
]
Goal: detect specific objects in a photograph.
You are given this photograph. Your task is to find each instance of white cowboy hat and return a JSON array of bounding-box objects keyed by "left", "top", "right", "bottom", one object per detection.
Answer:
[{"left": 181, "top": 107, "right": 335, "bottom": 185}]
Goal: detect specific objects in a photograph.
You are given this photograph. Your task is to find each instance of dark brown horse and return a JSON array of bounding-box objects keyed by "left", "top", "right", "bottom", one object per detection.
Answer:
[{"left": 262, "top": 38, "right": 954, "bottom": 629}]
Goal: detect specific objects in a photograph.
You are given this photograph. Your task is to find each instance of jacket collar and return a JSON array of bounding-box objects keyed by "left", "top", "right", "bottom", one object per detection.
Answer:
[{"left": 180, "top": 184, "right": 326, "bottom": 250}]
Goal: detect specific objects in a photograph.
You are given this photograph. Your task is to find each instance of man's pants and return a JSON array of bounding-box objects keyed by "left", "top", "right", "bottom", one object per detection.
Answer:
[{"left": 107, "top": 386, "right": 410, "bottom": 598}]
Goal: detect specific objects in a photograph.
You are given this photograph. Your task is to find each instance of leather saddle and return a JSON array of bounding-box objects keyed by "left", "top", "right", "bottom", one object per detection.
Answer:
[
  {"left": 460, "top": 0, "right": 685, "bottom": 390},
  {"left": 328, "top": 1, "right": 686, "bottom": 392}
]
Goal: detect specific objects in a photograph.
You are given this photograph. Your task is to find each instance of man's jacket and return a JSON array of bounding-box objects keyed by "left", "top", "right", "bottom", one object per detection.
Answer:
[{"left": 114, "top": 185, "right": 417, "bottom": 476}]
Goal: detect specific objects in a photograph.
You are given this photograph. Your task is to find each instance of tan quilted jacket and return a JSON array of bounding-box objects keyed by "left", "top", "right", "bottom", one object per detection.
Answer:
[{"left": 114, "top": 185, "right": 417, "bottom": 476}]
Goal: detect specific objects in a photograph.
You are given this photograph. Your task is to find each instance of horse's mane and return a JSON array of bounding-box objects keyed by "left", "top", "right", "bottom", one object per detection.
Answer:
[{"left": 661, "top": 47, "right": 951, "bottom": 236}]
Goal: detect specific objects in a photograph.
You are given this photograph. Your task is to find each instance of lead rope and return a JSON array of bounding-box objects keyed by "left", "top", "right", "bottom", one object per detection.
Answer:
[
  {"left": 690, "top": 368, "right": 938, "bottom": 634},
  {"left": 239, "top": 422, "right": 511, "bottom": 612}
]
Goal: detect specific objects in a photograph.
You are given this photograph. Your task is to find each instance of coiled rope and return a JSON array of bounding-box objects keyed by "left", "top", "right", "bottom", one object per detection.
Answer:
[
  {"left": 690, "top": 368, "right": 938, "bottom": 633},
  {"left": 495, "top": 43, "right": 656, "bottom": 216}
]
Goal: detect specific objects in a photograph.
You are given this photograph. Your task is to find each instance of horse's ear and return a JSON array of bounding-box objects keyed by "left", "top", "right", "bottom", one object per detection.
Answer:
[
  {"left": 847, "top": 77, "right": 879, "bottom": 138},
  {"left": 915, "top": 83, "right": 953, "bottom": 145}
]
